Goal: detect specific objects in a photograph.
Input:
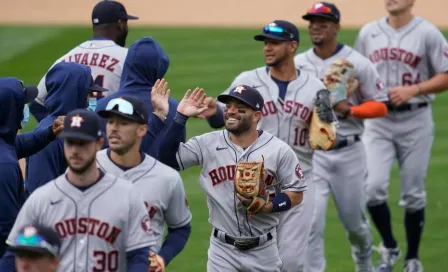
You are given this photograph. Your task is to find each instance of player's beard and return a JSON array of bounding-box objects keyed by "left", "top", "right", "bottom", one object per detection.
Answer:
[
  {"left": 226, "top": 115, "right": 252, "bottom": 136},
  {"left": 110, "top": 137, "right": 137, "bottom": 156},
  {"left": 68, "top": 155, "right": 96, "bottom": 174},
  {"left": 116, "top": 28, "right": 128, "bottom": 47},
  {"left": 266, "top": 50, "right": 289, "bottom": 67}
]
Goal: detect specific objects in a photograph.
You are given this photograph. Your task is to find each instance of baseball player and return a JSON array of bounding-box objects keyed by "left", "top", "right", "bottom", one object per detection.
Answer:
[
  {"left": 293, "top": 2, "right": 389, "bottom": 272},
  {"left": 203, "top": 20, "right": 340, "bottom": 272},
  {"left": 9, "top": 224, "right": 61, "bottom": 272},
  {"left": 0, "top": 109, "right": 154, "bottom": 272},
  {"left": 354, "top": 0, "right": 448, "bottom": 271},
  {"left": 96, "top": 95, "right": 192, "bottom": 271},
  {"left": 31, "top": 0, "right": 138, "bottom": 122},
  {"left": 26, "top": 62, "right": 107, "bottom": 196},
  {"left": 155, "top": 85, "right": 307, "bottom": 272}
]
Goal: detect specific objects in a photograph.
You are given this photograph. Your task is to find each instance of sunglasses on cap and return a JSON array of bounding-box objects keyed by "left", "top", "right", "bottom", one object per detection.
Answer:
[
  {"left": 15, "top": 231, "right": 59, "bottom": 257},
  {"left": 308, "top": 4, "right": 332, "bottom": 14},
  {"left": 106, "top": 98, "right": 135, "bottom": 115},
  {"left": 263, "top": 25, "right": 296, "bottom": 40}
]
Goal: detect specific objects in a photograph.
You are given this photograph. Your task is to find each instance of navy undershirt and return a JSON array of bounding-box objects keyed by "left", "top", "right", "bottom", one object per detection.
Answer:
[
  {"left": 66, "top": 169, "right": 105, "bottom": 192},
  {"left": 107, "top": 148, "right": 145, "bottom": 171}
]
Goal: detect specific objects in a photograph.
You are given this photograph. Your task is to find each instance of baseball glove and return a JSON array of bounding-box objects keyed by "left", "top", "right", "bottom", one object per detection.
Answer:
[
  {"left": 323, "top": 58, "right": 359, "bottom": 105},
  {"left": 234, "top": 158, "right": 269, "bottom": 215},
  {"left": 148, "top": 252, "right": 165, "bottom": 272},
  {"left": 309, "top": 89, "right": 337, "bottom": 151}
]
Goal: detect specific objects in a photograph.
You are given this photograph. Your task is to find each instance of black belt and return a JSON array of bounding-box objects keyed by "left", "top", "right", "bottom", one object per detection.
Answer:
[
  {"left": 213, "top": 228, "right": 273, "bottom": 251},
  {"left": 333, "top": 134, "right": 361, "bottom": 150},
  {"left": 385, "top": 102, "right": 428, "bottom": 112}
]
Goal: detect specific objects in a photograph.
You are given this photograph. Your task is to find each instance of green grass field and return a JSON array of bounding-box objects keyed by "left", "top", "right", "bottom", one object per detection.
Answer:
[{"left": 1, "top": 25, "right": 447, "bottom": 271}]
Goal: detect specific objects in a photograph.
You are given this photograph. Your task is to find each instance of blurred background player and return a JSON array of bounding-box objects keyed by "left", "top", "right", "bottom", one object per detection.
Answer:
[
  {"left": 8, "top": 224, "right": 61, "bottom": 272},
  {"left": 294, "top": 2, "right": 388, "bottom": 272},
  {"left": 354, "top": 0, "right": 448, "bottom": 271},
  {"left": 30, "top": 0, "right": 138, "bottom": 121}
]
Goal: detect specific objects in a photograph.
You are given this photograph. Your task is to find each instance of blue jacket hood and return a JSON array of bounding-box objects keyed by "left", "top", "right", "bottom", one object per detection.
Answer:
[
  {"left": 44, "top": 62, "right": 92, "bottom": 116},
  {"left": 0, "top": 78, "right": 26, "bottom": 144},
  {"left": 119, "top": 37, "right": 170, "bottom": 91}
]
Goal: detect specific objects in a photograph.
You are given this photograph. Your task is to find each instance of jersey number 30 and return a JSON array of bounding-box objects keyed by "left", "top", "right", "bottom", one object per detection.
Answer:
[
  {"left": 93, "top": 250, "right": 118, "bottom": 271},
  {"left": 294, "top": 127, "right": 308, "bottom": 146}
]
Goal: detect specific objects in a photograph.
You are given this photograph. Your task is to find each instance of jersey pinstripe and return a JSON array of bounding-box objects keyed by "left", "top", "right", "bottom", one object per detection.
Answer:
[
  {"left": 6, "top": 173, "right": 153, "bottom": 272},
  {"left": 95, "top": 150, "right": 192, "bottom": 253}
]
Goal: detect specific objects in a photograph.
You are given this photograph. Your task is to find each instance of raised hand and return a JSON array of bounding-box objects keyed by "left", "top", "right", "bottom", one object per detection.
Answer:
[
  {"left": 177, "top": 88, "right": 208, "bottom": 117},
  {"left": 52, "top": 116, "right": 65, "bottom": 136},
  {"left": 151, "top": 79, "right": 171, "bottom": 119},
  {"left": 197, "top": 97, "right": 218, "bottom": 119}
]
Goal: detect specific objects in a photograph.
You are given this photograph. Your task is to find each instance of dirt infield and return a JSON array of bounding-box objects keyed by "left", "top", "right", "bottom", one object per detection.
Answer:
[{"left": 2, "top": 0, "right": 447, "bottom": 28}]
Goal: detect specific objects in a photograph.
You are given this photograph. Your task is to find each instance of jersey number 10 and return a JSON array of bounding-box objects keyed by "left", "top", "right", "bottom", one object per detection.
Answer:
[{"left": 293, "top": 127, "right": 308, "bottom": 146}]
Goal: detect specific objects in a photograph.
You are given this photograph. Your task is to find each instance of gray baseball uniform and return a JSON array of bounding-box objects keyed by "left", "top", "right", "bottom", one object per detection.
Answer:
[
  {"left": 176, "top": 129, "right": 307, "bottom": 272},
  {"left": 294, "top": 44, "right": 388, "bottom": 272},
  {"left": 95, "top": 149, "right": 192, "bottom": 253},
  {"left": 354, "top": 16, "right": 448, "bottom": 212},
  {"left": 6, "top": 173, "right": 154, "bottom": 272},
  {"left": 221, "top": 67, "right": 325, "bottom": 271}
]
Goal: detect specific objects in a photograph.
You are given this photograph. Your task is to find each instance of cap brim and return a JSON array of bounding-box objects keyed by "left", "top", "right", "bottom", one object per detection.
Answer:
[
  {"left": 254, "top": 34, "right": 290, "bottom": 42},
  {"left": 217, "top": 94, "right": 259, "bottom": 111},
  {"left": 89, "top": 85, "right": 108, "bottom": 93},
  {"left": 302, "top": 13, "right": 339, "bottom": 23},
  {"left": 23, "top": 85, "right": 38, "bottom": 104},
  {"left": 59, "top": 131, "right": 97, "bottom": 141},
  {"left": 10, "top": 246, "right": 55, "bottom": 257},
  {"left": 127, "top": 15, "right": 139, "bottom": 20},
  {"left": 97, "top": 110, "right": 145, "bottom": 124}
]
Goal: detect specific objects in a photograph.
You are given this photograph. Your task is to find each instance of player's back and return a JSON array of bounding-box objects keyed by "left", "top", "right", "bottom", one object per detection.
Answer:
[{"left": 36, "top": 39, "right": 127, "bottom": 105}]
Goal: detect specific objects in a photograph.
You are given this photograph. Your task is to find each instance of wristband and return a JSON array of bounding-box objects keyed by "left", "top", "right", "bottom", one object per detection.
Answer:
[
  {"left": 271, "top": 193, "right": 292, "bottom": 212},
  {"left": 174, "top": 111, "right": 189, "bottom": 126}
]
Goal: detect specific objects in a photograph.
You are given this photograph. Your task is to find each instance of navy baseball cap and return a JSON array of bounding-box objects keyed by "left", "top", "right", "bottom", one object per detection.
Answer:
[
  {"left": 254, "top": 20, "right": 300, "bottom": 42},
  {"left": 217, "top": 85, "right": 264, "bottom": 111},
  {"left": 10, "top": 224, "right": 61, "bottom": 258},
  {"left": 97, "top": 96, "right": 149, "bottom": 124},
  {"left": 17, "top": 80, "right": 38, "bottom": 104},
  {"left": 302, "top": 2, "right": 341, "bottom": 24},
  {"left": 92, "top": 0, "right": 139, "bottom": 25},
  {"left": 59, "top": 109, "right": 103, "bottom": 141}
]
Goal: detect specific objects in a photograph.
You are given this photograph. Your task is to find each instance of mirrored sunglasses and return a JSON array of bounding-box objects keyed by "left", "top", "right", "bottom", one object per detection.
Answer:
[
  {"left": 106, "top": 98, "right": 135, "bottom": 115},
  {"left": 263, "top": 25, "right": 295, "bottom": 40},
  {"left": 308, "top": 4, "right": 333, "bottom": 14},
  {"left": 15, "top": 232, "right": 59, "bottom": 256}
]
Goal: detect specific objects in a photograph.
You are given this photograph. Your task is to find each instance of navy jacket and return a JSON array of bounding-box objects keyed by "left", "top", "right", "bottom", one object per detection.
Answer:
[
  {"left": 96, "top": 37, "right": 186, "bottom": 157},
  {"left": 25, "top": 62, "right": 92, "bottom": 195},
  {"left": 0, "top": 78, "right": 59, "bottom": 257}
]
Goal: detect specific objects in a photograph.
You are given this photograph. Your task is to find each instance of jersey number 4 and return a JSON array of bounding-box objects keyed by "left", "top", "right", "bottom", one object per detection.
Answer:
[
  {"left": 293, "top": 127, "right": 308, "bottom": 146},
  {"left": 92, "top": 75, "right": 106, "bottom": 99},
  {"left": 93, "top": 250, "right": 118, "bottom": 271}
]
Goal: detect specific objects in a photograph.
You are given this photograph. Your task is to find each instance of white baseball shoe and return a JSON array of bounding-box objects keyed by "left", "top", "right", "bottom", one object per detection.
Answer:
[
  {"left": 375, "top": 242, "right": 401, "bottom": 272},
  {"left": 403, "top": 259, "right": 423, "bottom": 272}
]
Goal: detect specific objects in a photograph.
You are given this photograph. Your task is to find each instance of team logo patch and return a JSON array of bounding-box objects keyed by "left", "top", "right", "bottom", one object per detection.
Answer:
[
  {"left": 70, "top": 114, "right": 84, "bottom": 128},
  {"left": 140, "top": 215, "right": 152, "bottom": 235},
  {"left": 233, "top": 85, "right": 246, "bottom": 94},
  {"left": 295, "top": 164, "right": 305, "bottom": 180},
  {"left": 376, "top": 79, "right": 385, "bottom": 91},
  {"left": 444, "top": 45, "right": 448, "bottom": 58}
]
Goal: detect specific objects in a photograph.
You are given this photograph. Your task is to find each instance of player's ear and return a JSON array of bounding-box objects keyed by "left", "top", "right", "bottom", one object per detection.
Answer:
[
  {"left": 137, "top": 124, "right": 148, "bottom": 138},
  {"left": 290, "top": 41, "right": 298, "bottom": 54},
  {"left": 253, "top": 111, "right": 262, "bottom": 123}
]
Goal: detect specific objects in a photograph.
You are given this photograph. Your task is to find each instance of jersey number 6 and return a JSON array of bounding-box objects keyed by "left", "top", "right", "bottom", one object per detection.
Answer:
[
  {"left": 294, "top": 127, "right": 308, "bottom": 146},
  {"left": 93, "top": 250, "right": 118, "bottom": 272}
]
